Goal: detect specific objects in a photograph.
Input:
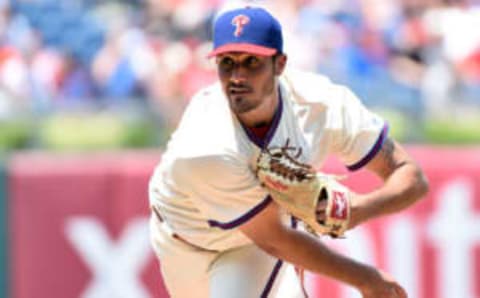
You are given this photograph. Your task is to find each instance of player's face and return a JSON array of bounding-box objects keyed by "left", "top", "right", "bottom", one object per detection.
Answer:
[{"left": 216, "top": 53, "right": 285, "bottom": 115}]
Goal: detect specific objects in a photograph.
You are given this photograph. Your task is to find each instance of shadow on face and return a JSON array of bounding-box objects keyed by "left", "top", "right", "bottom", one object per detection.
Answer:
[{"left": 215, "top": 53, "right": 287, "bottom": 114}]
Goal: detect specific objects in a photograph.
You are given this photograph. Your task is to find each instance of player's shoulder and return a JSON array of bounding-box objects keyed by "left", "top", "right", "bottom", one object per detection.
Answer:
[
  {"left": 163, "top": 137, "right": 250, "bottom": 187},
  {"left": 164, "top": 82, "right": 248, "bottom": 161},
  {"left": 189, "top": 82, "right": 224, "bottom": 106},
  {"left": 280, "top": 68, "right": 353, "bottom": 108},
  {"left": 177, "top": 82, "right": 227, "bottom": 126}
]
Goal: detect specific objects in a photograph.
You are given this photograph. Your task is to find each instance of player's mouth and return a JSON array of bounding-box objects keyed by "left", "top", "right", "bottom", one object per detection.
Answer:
[{"left": 228, "top": 85, "right": 252, "bottom": 95}]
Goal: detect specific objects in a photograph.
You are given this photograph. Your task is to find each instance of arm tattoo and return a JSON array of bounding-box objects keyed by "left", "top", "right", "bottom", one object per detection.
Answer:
[{"left": 376, "top": 137, "right": 400, "bottom": 177}]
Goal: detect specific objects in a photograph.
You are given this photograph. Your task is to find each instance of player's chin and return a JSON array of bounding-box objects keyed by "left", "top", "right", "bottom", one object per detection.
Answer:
[{"left": 228, "top": 96, "right": 256, "bottom": 114}]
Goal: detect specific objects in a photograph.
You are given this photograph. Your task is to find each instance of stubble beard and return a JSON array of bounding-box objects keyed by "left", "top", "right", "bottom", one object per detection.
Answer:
[
  {"left": 228, "top": 94, "right": 253, "bottom": 114},
  {"left": 228, "top": 74, "right": 276, "bottom": 116}
]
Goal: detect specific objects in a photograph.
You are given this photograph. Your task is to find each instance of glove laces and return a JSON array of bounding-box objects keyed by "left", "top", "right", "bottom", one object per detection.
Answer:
[{"left": 262, "top": 139, "right": 315, "bottom": 182}]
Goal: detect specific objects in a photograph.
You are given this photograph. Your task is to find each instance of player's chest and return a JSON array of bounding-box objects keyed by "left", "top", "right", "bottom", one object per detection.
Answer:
[{"left": 243, "top": 105, "right": 328, "bottom": 169}]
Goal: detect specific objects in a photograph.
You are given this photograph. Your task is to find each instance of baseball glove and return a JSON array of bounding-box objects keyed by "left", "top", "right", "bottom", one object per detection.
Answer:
[{"left": 256, "top": 139, "right": 351, "bottom": 238}]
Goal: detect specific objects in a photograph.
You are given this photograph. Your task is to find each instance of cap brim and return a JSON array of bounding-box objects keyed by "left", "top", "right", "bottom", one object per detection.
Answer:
[{"left": 207, "top": 43, "right": 277, "bottom": 58}]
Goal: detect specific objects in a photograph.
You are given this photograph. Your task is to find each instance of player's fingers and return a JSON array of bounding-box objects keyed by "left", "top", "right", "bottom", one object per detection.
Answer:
[
  {"left": 394, "top": 285, "right": 408, "bottom": 298},
  {"left": 316, "top": 214, "right": 325, "bottom": 223},
  {"left": 315, "top": 200, "right": 327, "bottom": 222},
  {"left": 384, "top": 284, "right": 407, "bottom": 298},
  {"left": 316, "top": 200, "right": 327, "bottom": 211}
]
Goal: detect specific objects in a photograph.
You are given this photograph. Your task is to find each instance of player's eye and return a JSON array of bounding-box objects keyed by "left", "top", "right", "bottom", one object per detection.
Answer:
[
  {"left": 218, "top": 57, "right": 235, "bottom": 73},
  {"left": 243, "top": 56, "right": 261, "bottom": 70}
]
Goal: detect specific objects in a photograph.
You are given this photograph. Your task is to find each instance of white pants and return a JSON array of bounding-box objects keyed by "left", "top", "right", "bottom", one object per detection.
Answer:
[{"left": 149, "top": 216, "right": 304, "bottom": 298}]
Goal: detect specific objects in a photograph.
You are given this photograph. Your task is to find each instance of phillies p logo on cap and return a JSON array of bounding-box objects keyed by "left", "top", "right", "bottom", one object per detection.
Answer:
[
  {"left": 208, "top": 6, "right": 283, "bottom": 58},
  {"left": 232, "top": 15, "right": 250, "bottom": 37}
]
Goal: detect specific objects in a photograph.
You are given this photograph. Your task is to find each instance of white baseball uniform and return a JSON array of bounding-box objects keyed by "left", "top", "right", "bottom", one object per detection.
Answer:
[{"left": 149, "top": 68, "right": 388, "bottom": 298}]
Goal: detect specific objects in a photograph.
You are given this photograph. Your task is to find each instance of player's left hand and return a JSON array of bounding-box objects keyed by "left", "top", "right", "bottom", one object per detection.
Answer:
[
  {"left": 256, "top": 140, "right": 353, "bottom": 238},
  {"left": 316, "top": 192, "right": 359, "bottom": 231},
  {"left": 315, "top": 199, "right": 328, "bottom": 223}
]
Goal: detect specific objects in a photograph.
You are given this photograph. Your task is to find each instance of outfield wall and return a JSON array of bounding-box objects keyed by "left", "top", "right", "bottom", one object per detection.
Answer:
[
  {"left": 6, "top": 148, "right": 480, "bottom": 298},
  {"left": 0, "top": 161, "right": 7, "bottom": 298}
]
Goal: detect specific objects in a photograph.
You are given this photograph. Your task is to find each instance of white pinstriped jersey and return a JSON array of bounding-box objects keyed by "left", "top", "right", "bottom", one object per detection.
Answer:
[{"left": 149, "top": 68, "right": 388, "bottom": 251}]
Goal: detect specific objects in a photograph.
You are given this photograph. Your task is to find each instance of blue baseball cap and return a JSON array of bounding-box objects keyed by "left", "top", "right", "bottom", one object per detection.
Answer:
[{"left": 208, "top": 7, "right": 283, "bottom": 58}]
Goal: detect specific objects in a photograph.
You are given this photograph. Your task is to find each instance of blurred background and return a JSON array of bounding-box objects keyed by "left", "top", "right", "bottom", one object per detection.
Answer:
[
  {"left": 0, "top": 0, "right": 479, "bottom": 298},
  {"left": 0, "top": 0, "right": 478, "bottom": 150}
]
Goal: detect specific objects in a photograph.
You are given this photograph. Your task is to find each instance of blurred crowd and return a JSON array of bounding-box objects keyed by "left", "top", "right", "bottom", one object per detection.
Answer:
[{"left": 0, "top": 0, "right": 479, "bottom": 131}]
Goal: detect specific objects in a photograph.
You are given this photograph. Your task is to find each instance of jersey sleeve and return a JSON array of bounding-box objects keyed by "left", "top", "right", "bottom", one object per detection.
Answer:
[
  {"left": 329, "top": 87, "right": 388, "bottom": 171},
  {"left": 171, "top": 154, "right": 271, "bottom": 229}
]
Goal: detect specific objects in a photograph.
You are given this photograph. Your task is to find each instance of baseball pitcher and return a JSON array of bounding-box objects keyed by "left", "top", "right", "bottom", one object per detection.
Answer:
[{"left": 149, "top": 6, "right": 428, "bottom": 298}]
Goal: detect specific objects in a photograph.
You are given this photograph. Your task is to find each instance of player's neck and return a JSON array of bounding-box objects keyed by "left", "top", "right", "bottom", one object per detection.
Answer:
[{"left": 237, "top": 88, "right": 279, "bottom": 128}]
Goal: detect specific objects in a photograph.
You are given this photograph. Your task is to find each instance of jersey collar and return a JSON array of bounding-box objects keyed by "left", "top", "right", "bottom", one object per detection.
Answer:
[{"left": 241, "top": 87, "right": 283, "bottom": 149}]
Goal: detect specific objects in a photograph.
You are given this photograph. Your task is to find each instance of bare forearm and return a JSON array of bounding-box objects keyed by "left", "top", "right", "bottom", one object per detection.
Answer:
[
  {"left": 351, "top": 161, "right": 428, "bottom": 227},
  {"left": 241, "top": 201, "right": 406, "bottom": 296},
  {"left": 262, "top": 229, "right": 378, "bottom": 290}
]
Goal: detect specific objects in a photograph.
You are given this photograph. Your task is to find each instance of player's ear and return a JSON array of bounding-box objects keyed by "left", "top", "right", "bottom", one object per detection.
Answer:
[{"left": 274, "top": 54, "right": 287, "bottom": 76}]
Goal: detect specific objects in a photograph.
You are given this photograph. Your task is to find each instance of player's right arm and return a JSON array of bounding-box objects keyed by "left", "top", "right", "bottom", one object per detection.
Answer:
[{"left": 239, "top": 202, "right": 407, "bottom": 298}]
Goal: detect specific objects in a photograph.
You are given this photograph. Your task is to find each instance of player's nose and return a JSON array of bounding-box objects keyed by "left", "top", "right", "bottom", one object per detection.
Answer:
[{"left": 230, "top": 67, "right": 248, "bottom": 83}]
